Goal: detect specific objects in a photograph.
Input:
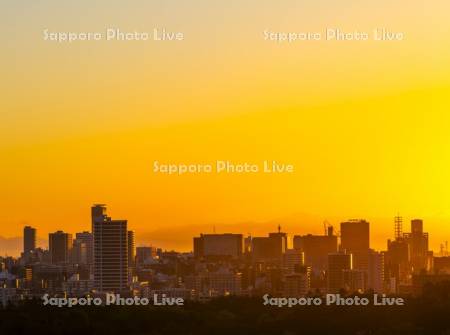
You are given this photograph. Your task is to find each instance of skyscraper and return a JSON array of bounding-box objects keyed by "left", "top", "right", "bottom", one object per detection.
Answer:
[
  {"left": 72, "top": 239, "right": 87, "bottom": 265},
  {"left": 23, "top": 226, "right": 36, "bottom": 254},
  {"left": 385, "top": 238, "right": 411, "bottom": 289},
  {"left": 75, "top": 232, "right": 93, "bottom": 266},
  {"left": 128, "top": 230, "right": 135, "bottom": 269},
  {"left": 91, "top": 204, "right": 108, "bottom": 229},
  {"left": 269, "top": 225, "right": 288, "bottom": 252},
  {"left": 340, "top": 220, "right": 370, "bottom": 272},
  {"left": 328, "top": 252, "right": 352, "bottom": 293},
  {"left": 92, "top": 205, "right": 129, "bottom": 293},
  {"left": 49, "top": 231, "right": 73, "bottom": 264},
  {"left": 368, "top": 249, "right": 385, "bottom": 293},
  {"left": 283, "top": 249, "right": 305, "bottom": 273},
  {"left": 404, "top": 219, "right": 429, "bottom": 273}
]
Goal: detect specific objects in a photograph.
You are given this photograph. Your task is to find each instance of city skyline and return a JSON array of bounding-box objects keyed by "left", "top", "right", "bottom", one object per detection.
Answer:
[
  {"left": 1, "top": 205, "right": 448, "bottom": 258},
  {"left": 1, "top": 214, "right": 450, "bottom": 257},
  {"left": 1, "top": 203, "right": 449, "bottom": 318}
]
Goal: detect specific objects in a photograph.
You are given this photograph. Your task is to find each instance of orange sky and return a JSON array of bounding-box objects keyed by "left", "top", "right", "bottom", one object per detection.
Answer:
[{"left": 1, "top": 1, "right": 450, "bottom": 255}]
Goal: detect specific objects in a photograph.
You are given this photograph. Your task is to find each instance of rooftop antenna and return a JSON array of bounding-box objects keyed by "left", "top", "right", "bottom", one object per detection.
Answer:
[
  {"left": 278, "top": 224, "right": 281, "bottom": 233},
  {"left": 394, "top": 214, "right": 403, "bottom": 240},
  {"left": 213, "top": 225, "right": 216, "bottom": 234}
]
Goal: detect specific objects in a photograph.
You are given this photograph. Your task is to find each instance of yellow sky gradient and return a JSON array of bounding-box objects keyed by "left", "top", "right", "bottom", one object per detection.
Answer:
[{"left": 1, "top": 1, "right": 450, "bottom": 254}]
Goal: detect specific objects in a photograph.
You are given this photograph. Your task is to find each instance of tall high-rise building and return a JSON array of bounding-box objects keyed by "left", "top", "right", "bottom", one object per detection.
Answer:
[
  {"left": 327, "top": 252, "right": 352, "bottom": 293},
  {"left": 72, "top": 240, "right": 87, "bottom": 265},
  {"left": 128, "top": 231, "right": 135, "bottom": 269},
  {"left": 193, "top": 237, "right": 204, "bottom": 258},
  {"left": 23, "top": 226, "right": 37, "bottom": 254},
  {"left": 75, "top": 232, "right": 94, "bottom": 266},
  {"left": 368, "top": 249, "right": 385, "bottom": 293},
  {"left": 91, "top": 204, "right": 108, "bottom": 228},
  {"left": 269, "top": 225, "right": 288, "bottom": 252},
  {"left": 244, "top": 235, "right": 252, "bottom": 254},
  {"left": 283, "top": 249, "right": 305, "bottom": 273},
  {"left": 340, "top": 220, "right": 370, "bottom": 272},
  {"left": 92, "top": 205, "right": 128, "bottom": 293},
  {"left": 385, "top": 238, "right": 411, "bottom": 287},
  {"left": 49, "top": 231, "right": 73, "bottom": 264},
  {"left": 404, "top": 219, "right": 429, "bottom": 273}
]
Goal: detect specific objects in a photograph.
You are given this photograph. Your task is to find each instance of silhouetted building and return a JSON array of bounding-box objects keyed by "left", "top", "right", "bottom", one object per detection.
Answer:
[
  {"left": 328, "top": 252, "right": 352, "bottom": 293},
  {"left": 293, "top": 232, "right": 338, "bottom": 273},
  {"left": 72, "top": 239, "right": 87, "bottom": 265},
  {"left": 404, "top": 219, "right": 430, "bottom": 273},
  {"left": 75, "top": 232, "right": 93, "bottom": 266},
  {"left": 128, "top": 231, "right": 136, "bottom": 269},
  {"left": 252, "top": 229, "right": 287, "bottom": 262},
  {"left": 49, "top": 231, "right": 72, "bottom": 264},
  {"left": 386, "top": 237, "right": 411, "bottom": 287},
  {"left": 368, "top": 249, "right": 384, "bottom": 293},
  {"left": 269, "top": 226, "right": 288, "bottom": 252},
  {"left": 194, "top": 234, "right": 243, "bottom": 259},
  {"left": 193, "top": 237, "right": 204, "bottom": 258},
  {"left": 91, "top": 204, "right": 108, "bottom": 227},
  {"left": 92, "top": 205, "right": 128, "bottom": 293},
  {"left": 244, "top": 235, "right": 252, "bottom": 254},
  {"left": 23, "top": 226, "right": 36, "bottom": 254},
  {"left": 340, "top": 220, "right": 370, "bottom": 272},
  {"left": 283, "top": 249, "right": 305, "bottom": 273}
]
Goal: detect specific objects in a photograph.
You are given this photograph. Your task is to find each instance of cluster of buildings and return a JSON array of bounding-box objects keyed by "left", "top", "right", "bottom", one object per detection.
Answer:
[{"left": 1, "top": 206, "right": 450, "bottom": 307}]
